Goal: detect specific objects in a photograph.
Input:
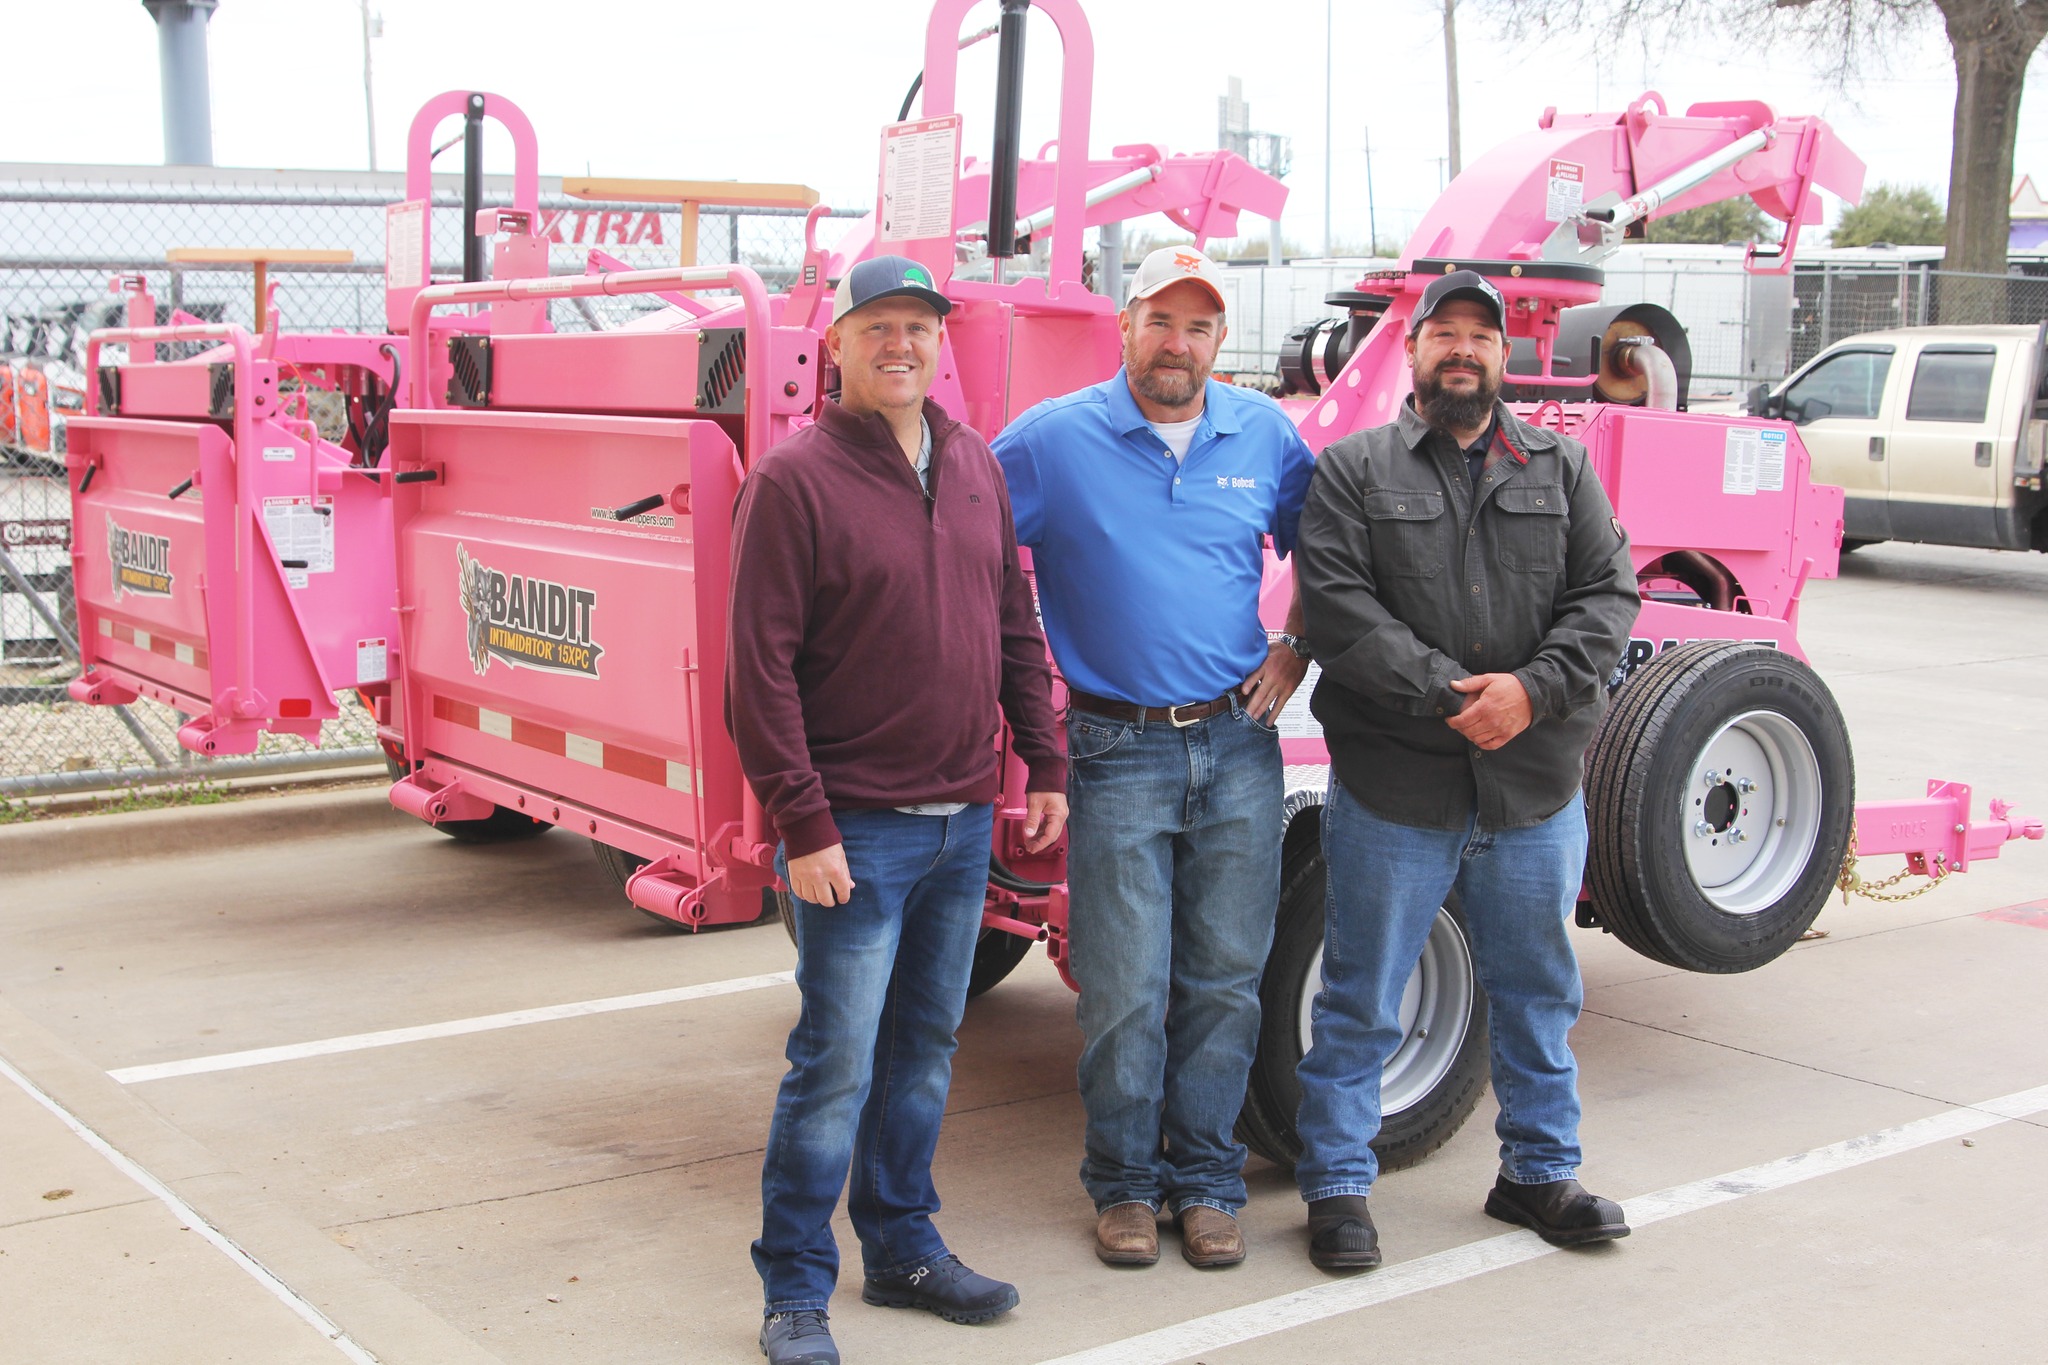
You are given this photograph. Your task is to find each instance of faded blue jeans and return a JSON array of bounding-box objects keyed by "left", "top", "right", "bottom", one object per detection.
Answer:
[
  {"left": 1295, "top": 779, "right": 1589, "bottom": 1200},
  {"left": 754, "top": 803, "right": 994, "bottom": 1313},
  {"left": 1066, "top": 698, "right": 1281, "bottom": 1216}
]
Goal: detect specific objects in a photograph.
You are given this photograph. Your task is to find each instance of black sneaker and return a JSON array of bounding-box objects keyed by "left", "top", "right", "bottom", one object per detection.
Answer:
[
  {"left": 861, "top": 1253, "right": 1019, "bottom": 1325},
  {"left": 1484, "top": 1175, "right": 1631, "bottom": 1246},
  {"left": 1307, "top": 1195, "right": 1382, "bottom": 1271},
  {"left": 759, "top": 1309, "right": 839, "bottom": 1365}
]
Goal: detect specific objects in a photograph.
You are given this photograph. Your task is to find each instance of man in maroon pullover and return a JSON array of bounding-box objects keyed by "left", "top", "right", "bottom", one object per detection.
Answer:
[{"left": 726, "top": 256, "right": 1066, "bottom": 1365}]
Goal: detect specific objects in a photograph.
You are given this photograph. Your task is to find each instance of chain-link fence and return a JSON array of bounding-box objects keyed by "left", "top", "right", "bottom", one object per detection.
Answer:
[{"left": 1, "top": 167, "right": 862, "bottom": 801}]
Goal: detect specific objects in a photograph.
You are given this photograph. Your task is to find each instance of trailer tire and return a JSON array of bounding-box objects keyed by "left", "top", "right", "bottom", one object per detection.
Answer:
[
  {"left": 772, "top": 887, "right": 1035, "bottom": 999},
  {"left": 384, "top": 755, "right": 549, "bottom": 843},
  {"left": 1585, "top": 639, "right": 1854, "bottom": 973},
  {"left": 1238, "top": 829, "right": 1490, "bottom": 1173}
]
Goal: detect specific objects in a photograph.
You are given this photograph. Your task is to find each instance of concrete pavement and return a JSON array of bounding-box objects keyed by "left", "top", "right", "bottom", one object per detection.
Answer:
[{"left": 3, "top": 539, "right": 2046, "bottom": 1364}]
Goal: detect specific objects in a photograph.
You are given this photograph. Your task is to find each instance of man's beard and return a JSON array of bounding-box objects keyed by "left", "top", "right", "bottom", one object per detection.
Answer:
[
  {"left": 1414, "top": 358, "right": 1500, "bottom": 432},
  {"left": 1128, "top": 345, "right": 1207, "bottom": 410}
]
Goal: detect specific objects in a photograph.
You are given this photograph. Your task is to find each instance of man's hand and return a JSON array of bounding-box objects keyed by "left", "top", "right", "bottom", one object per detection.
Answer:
[
  {"left": 1446, "top": 673, "right": 1532, "bottom": 750},
  {"left": 1240, "top": 639, "right": 1311, "bottom": 726},
  {"left": 1022, "top": 790, "right": 1069, "bottom": 854},
  {"left": 786, "top": 844, "right": 855, "bottom": 906}
]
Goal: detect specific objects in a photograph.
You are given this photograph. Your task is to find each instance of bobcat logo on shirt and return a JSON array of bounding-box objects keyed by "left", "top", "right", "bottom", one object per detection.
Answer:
[{"left": 1216, "top": 476, "right": 1259, "bottom": 490}]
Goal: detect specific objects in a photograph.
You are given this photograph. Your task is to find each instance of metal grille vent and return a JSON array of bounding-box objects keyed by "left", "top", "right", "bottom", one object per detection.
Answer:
[
  {"left": 446, "top": 336, "right": 493, "bottom": 408},
  {"left": 696, "top": 328, "right": 746, "bottom": 414},
  {"left": 207, "top": 363, "right": 235, "bottom": 419}
]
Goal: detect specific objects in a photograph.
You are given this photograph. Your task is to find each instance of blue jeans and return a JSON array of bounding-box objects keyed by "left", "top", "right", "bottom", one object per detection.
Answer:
[
  {"left": 1065, "top": 698, "right": 1281, "bottom": 1215},
  {"left": 754, "top": 803, "right": 995, "bottom": 1313},
  {"left": 1295, "top": 780, "right": 1588, "bottom": 1199}
]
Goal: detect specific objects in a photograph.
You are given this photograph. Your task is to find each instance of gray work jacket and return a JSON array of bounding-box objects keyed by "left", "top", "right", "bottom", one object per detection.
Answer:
[{"left": 1298, "top": 399, "right": 1640, "bottom": 830}]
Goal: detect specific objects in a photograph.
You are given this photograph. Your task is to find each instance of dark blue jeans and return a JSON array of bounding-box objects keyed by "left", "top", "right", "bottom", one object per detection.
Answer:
[
  {"left": 1295, "top": 780, "right": 1589, "bottom": 1199},
  {"left": 754, "top": 803, "right": 994, "bottom": 1313},
  {"left": 1065, "top": 699, "right": 1282, "bottom": 1215}
]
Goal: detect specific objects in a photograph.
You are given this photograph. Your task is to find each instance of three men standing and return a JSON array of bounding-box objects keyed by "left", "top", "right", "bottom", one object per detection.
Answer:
[
  {"left": 1292, "top": 269, "right": 1640, "bottom": 1267},
  {"left": 995, "top": 246, "right": 1316, "bottom": 1270},
  {"left": 727, "top": 256, "right": 1067, "bottom": 1365}
]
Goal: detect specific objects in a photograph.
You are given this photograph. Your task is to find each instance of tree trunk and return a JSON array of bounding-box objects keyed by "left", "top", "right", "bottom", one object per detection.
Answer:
[{"left": 1938, "top": 0, "right": 2048, "bottom": 318}]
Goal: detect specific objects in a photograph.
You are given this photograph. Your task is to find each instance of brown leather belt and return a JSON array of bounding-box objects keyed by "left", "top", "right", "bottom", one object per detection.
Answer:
[{"left": 1068, "top": 688, "right": 1234, "bottom": 728}]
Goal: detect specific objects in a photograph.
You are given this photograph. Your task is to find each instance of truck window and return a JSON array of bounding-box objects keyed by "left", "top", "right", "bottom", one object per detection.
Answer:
[
  {"left": 1904, "top": 350, "right": 1995, "bottom": 423},
  {"left": 1784, "top": 349, "right": 1891, "bottom": 420}
]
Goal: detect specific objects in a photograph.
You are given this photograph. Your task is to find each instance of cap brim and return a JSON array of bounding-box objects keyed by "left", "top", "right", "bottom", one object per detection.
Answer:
[
  {"left": 833, "top": 284, "right": 953, "bottom": 323},
  {"left": 1129, "top": 276, "right": 1226, "bottom": 311}
]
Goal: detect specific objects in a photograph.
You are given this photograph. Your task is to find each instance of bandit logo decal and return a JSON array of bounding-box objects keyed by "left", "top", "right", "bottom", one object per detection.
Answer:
[
  {"left": 456, "top": 544, "right": 603, "bottom": 679},
  {"left": 106, "top": 514, "right": 173, "bottom": 598}
]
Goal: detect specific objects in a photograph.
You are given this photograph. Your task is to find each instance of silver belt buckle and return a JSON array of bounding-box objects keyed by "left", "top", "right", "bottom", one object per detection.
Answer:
[{"left": 1168, "top": 701, "right": 1204, "bottom": 728}]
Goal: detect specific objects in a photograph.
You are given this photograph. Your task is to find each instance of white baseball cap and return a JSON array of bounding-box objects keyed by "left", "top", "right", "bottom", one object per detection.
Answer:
[{"left": 1126, "top": 245, "right": 1227, "bottom": 312}]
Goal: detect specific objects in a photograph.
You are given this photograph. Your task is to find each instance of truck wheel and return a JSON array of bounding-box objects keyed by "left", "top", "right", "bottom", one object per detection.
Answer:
[
  {"left": 385, "top": 755, "right": 549, "bottom": 843},
  {"left": 772, "top": 888, "right": 1035, "bottom": 998},
  {"left": 1238, "top": 832, "right": 1490, "bottom": 1172},
  {"left": 1586, "top": 639, "right": 1854, "bottom": 973}
]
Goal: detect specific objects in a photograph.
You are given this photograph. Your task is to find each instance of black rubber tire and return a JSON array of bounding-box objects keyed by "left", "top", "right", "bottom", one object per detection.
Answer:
[
  {"left": 1585, "top": 639, "right": 1855, "bottom": 973},
  {"left": 771, "top": 885, "right": 1033, "bottom": 998},
  {"left": 1237, "top": 828, "right": 1491, "bottom": 1173},
  {"left": 384, "top": 755, "right": 549, "bottom": 843}
]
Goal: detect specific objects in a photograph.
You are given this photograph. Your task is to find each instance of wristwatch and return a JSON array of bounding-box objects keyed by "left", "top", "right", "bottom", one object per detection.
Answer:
[{"left": 1278, "top": 632, "right": 1313, "bottom": 660}]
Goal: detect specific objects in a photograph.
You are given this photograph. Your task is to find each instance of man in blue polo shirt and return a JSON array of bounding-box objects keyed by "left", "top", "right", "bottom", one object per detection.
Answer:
[{"left": 993, "top": 245, "right": 1315, "bottom": 1270}]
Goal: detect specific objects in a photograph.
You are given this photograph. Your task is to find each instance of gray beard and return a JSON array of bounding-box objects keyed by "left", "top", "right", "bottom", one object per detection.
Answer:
[
  {"left": 1414, "top": 365, "right": 1499, "bottom": 433},
  {"left": 1129, "top": 359, "right": 1205, "bottom": 410}
]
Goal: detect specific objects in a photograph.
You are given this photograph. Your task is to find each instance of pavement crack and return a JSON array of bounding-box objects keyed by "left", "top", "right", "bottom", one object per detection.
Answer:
[
  {"left": 326, "top": 1145, "right": 770, "bottom": 1229},
  {"left": 0, "top": 1194, "right": 155, "bottom": 1230}
]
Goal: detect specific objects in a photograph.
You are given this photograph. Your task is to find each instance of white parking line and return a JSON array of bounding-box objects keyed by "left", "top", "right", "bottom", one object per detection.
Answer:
[
  {"left": 0, "top": 1053, "right": 381, "bottom": 1364},
  {"left": 1037, "top": 1082, "right": 2048, "bottom": 1365},
  {"left": 109, "top": 972, "right": 796, "bottom": 1085}
]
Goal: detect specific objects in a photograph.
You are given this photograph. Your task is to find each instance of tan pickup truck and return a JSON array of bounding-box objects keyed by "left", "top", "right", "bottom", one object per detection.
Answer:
[{"left": 1746, "top": 323, "right": 2048, "bottom": 552}]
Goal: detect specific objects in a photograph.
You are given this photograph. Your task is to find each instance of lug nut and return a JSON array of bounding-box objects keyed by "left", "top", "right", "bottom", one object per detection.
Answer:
[
  {"left": 1729, "top": 829, "right": 1747, "bottom": 844},
  {"left": 1693, "top": 821, "right": 1713, "bottom": 838},
  {"left": 1704, "top": 769, "right": 1724, "bottom": 787},
  {"left": 1737, "top": 777, "right": 1758, "bottom": 794}
]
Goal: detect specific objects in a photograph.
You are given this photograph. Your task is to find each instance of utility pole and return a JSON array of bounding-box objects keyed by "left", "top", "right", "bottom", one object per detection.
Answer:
[
  {"left": 361, "top": 0, "right": 380, "bottom": 171},
  {"left": 1323, "top": 0, "right": 1333, "bottom": 258},
  {"left": 1444, "top": 0, "right": 1462, "bottom": 180},
  {"left": 141, "top": 0, "right": 217, "bottom": 166},
  {"left": 1365, "top": 125, "right": 1378, "bottom": 258}
]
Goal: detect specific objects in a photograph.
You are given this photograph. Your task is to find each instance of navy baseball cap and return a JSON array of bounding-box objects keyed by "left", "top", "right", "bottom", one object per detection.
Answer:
[
  {"left": 831, "top": 255, "right": 952, "bottom": 323},
  {"left": 1410, "top": 268, "right": 1506, "bottom": 334}
]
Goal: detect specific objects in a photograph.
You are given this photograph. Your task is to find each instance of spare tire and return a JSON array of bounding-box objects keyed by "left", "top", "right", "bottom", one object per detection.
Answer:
[{"left": 1585, "top": 639, "right": 1854, "bottom": 972}]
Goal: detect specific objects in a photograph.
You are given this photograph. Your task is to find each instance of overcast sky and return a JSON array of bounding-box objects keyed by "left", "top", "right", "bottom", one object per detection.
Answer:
[{"left": 10, "top": 0, "right": 2043, "bottom": 252}]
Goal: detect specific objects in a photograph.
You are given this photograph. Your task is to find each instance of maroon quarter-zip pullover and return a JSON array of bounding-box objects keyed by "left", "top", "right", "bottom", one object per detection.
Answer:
[{"left": 724, "top": 398, "right": 1065, "bottom": 858}]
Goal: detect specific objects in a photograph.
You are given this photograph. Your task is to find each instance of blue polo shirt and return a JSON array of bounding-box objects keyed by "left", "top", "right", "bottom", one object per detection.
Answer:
[{"left": 993, "top": 371, "right": 1315, "bottom": 707}]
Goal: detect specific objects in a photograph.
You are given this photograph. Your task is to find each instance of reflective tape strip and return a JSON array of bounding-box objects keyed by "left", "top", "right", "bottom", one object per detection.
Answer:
[
  {"left": 432, "top": 695, "right": 696, "bottom": 795},
  {"left": 103, "top": 618, "right": 208, "bottom": 668}
]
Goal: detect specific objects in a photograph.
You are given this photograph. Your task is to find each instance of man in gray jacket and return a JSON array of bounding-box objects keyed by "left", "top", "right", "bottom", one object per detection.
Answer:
[{"left": 1292, "top": 270, "right": 1640, "bottom": 1270}]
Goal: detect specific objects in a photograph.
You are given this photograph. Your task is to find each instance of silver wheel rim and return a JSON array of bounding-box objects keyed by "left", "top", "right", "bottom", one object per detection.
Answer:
[
  {"left": 1679, "top": 708, "right": 1824, "bottom": 915},
  {"left": 1297, "top": 907, "right": 1476, "bottom": 1116}
]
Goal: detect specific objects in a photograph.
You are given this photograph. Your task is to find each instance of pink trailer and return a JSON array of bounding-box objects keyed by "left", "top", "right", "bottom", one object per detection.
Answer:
[
  {"left": 66, "top": 93, "right": 546, "bottom": 790},
  {"left": 381, "top": 0, "right": 2039, "bottom": 1166}
]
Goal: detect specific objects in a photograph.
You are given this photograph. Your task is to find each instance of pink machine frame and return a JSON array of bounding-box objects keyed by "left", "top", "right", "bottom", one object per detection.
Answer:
[
  {"left": 376, "top": 0, "right": 2037, "bottom": 950},
  {"left": 65, "top": 93, "right": 543, "bottom": 757}
]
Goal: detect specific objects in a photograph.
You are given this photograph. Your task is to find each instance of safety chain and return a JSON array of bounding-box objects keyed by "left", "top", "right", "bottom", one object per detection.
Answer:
[{"left": 1836, "top": 820, "right": 1950, "bottom": 904}]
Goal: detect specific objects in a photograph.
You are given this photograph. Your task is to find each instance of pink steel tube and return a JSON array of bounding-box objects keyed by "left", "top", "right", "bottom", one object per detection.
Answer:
[
  {"left": 405, "top": 266, "right": 775, "bottom": 466},
  {"left": 85, "top": 322, "right": 265, "bottom": 717}
]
